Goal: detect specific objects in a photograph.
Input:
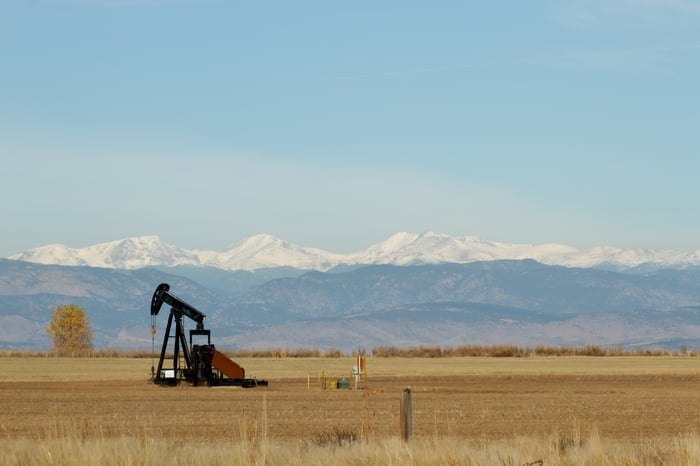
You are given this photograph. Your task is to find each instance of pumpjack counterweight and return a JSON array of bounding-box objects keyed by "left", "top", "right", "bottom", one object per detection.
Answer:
[{"left": 149, "top": 283, "right": 267, "bottom": 387}]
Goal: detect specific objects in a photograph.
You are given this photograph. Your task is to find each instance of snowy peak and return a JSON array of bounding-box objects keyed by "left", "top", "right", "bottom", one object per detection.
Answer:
[
  {"left": 10, "top": 236, "right": 199, "bottom": 269},
  {"left": 224, "top": 234, "right": 304, "bottom": 257},
  {"left": 350, "top": 231, "right": 583, "bottom": 266},
  {"left": 7, "top": 232, "right": 700, "bottom": 271},
  {"left": 10, "top": 243, "right": 85, "bottom": 266},
  {"left": 210, "top": 234, "right": 342, "bottom": 270},
  {"left": 352, "top": 231, "right": 473, "bottom": 265},
  {"left": 85, "top": 236, "right": 200, "bottom": 269}
]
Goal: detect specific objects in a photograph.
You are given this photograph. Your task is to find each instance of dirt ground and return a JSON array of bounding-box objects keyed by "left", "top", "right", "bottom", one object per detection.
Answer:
[{"left": 3, "top": 372, "right": 700, "bottom": 443}]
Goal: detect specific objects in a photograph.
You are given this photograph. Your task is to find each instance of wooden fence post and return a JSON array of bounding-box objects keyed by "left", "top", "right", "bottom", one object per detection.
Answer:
[{"left": 400, "top": 387, "right": 412, "bottom": 442}]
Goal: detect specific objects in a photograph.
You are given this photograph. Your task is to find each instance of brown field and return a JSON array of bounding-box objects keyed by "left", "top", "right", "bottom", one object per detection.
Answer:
[{"left": 3, "top": 356, "right": 700, "bottom": 464}]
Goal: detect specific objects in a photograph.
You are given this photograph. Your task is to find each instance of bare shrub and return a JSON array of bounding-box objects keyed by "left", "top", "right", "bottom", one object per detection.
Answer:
[
  {"left": 323, "top": 348, "right": 343, "bottom": 358},
  {"left": 450, "top": 345, "right": 490, "bottom": 357},
  {"left": 406, "top": 345, "right": 442, "bottom": 358},
  {"left": 576, "top": 345, "right": 606, "bottom": 356},
  {"left": 491, "top": 345, "right": 526, "bottom": 357},
  {"left": 2, "top": 343, "right": 689, "bottom": 359},
  {"left": 292, "top": 348, "right": 321, "bottom": 358},
  {"left": 372, "top": 346, "right": 401, "bottom": 357},
  {"left": 534, "top": 345, "right": 574, "bottom": 356}
]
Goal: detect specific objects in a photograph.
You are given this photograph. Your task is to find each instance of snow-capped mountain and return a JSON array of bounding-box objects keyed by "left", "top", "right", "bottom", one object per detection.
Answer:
[
  {"left": 9, "top": 236, "right": 200, "bottom": 269},
  {"left": 198, "top": 234, "right": 346, "bottom": 271},
  {"left": 353, "top": 232, "right": 581, "bottom": 266},
  {"left": 7, "top": 231, "right": 700, "bottom": 271},
  {"left": 8, "top": 234, "right": 344, "bottom": 271},
  {"left": 360, "top": 232, "right": 699, "bottom": 270}
]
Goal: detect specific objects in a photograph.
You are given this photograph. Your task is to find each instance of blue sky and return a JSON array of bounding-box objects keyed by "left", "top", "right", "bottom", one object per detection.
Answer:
[{"left": 2, "top": 0, "right": 699, "bottom": 256}]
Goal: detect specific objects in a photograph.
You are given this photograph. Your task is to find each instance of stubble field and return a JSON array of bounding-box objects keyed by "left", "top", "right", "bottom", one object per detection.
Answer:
[{"left": 3, "top": 355, "right": 700, "bottom": 464}]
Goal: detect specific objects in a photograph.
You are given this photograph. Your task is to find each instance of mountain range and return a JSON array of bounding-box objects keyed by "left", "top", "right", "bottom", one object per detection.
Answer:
[
  {"left": 8, "top": 231, "right": 700, "bottom": 271},
  {"left": 3, "top": 232, "right": 700, "bottom": 352}
]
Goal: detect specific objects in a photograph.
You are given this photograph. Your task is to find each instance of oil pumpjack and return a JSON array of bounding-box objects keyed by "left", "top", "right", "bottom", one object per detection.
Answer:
[{"left": 150, "top": 283, "right": 267, "bottom": 387}]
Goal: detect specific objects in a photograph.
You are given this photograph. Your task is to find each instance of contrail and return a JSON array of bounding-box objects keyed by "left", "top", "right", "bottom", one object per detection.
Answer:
[{"left": 314, "top": 43, "right": 700, "bottom": 82}]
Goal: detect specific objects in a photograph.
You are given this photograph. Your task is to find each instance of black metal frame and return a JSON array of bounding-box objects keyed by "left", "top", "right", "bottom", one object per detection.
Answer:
[{"left": 150, "top": 283, "right": 267, "bottom": 387}]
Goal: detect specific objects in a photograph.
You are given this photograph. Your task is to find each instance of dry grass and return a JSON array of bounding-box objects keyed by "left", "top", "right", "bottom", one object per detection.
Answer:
[
  {"left": 3, "top": 356, "right": 700, "bottom": 465},
  {"left": 4, "top": 420, "right": 700, "bottom": 465},
  {"left": 2, "top": 355, "right": 700, "bottom": 382}
]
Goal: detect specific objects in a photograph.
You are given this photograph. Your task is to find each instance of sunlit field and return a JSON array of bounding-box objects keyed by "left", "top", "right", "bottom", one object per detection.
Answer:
[{"left": 3, "top": 354, "right": 700, "bottom": 465}]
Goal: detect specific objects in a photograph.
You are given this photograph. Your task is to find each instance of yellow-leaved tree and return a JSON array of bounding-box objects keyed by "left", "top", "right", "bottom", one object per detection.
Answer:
[{"left": 46, "top": 304, "right": 93, "bottom": 356}]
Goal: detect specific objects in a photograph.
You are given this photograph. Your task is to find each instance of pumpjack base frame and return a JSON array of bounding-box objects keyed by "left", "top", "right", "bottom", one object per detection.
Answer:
[
  {"left": 153, "top": 375, "right": 268, "bottom": 388},
  {"left": 207, "top": 377, "right": 269, "bottom": 388}
]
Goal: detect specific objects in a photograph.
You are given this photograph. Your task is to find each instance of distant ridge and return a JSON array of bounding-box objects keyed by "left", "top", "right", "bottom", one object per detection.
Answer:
[
  {"left": 4, "top": 257, "right": 700, "bottom": 351},
  {"left": 8, "top": 231, "right": 700, "bottom": 271}
]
